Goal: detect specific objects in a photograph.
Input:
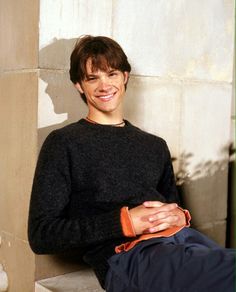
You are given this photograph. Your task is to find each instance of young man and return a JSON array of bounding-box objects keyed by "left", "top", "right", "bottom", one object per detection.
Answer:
[{"left": 28, "top": 35, "right": 235, "bottom": 291}]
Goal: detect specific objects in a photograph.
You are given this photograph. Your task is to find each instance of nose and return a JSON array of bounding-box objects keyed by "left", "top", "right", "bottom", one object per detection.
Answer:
[{"left": 97, "top": 76, "right": 112, "bottom": 91}]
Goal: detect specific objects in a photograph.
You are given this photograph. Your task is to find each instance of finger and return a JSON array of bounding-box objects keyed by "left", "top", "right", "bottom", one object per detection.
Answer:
[
  {"left": 148, "top": 222, "right": 170, "bottom": 233},
  {"left": 149, "top": 216, "right": 180, "bottom": 233},
  {"left": 148, "top": 212, "right": 179, "bottom": 223},
  {"left": 148, "top": 211, "right": 171, "bottom": 222},
  {"left": 152, "top": 203, "right": 178, "bottom": 213},
  {"left": 143, "top": 201, "right": 164, "bottom": 208}
]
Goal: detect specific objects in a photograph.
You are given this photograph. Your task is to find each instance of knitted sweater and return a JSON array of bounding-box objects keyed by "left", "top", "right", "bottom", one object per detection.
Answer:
[{"left": 28, "top": 119, "right": 179, "bottom": 288}]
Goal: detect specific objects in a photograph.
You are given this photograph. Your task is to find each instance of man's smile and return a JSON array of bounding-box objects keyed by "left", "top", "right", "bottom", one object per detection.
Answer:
[{"left": 95, "top": 92, "right": 117, "bottom": 102}]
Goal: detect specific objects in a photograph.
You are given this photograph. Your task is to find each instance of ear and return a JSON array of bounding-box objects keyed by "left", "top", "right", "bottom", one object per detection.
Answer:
[
  {"left": 123, "top": 72, "right": 129, "bottom": 84},
  {"left": 74, "top": 82, "right": 84, "bottom": 94}
]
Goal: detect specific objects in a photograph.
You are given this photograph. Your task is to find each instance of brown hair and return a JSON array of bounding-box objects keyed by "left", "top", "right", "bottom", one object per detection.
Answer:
[{"left": 69, "top": 35, "right": 131, "bottom": 103}]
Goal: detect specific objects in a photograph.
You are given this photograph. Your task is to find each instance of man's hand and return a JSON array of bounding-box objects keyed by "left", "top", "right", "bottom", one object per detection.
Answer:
[{"left": 129, "top": 201, "right": 186, "bottom": 235}]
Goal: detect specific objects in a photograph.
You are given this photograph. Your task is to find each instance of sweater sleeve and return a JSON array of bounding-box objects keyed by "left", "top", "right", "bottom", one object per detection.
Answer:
[
  {"left": 156, "top": 141, "right": 180, "bottom": 204},
  {"left": 28, "top": 131, "right": 124, "bottom": 254}
]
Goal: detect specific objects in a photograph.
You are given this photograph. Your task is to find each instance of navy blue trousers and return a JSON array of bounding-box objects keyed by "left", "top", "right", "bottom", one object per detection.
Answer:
[{"left": 105, "top": 228, "right": 235, "bottom": 292}]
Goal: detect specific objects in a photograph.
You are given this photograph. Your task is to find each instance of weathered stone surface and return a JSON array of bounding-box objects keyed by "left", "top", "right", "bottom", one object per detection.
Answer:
[
  {"left": 180, "top": 81, "right": 232, "bottom": 177},
  {"left": 179, "top": 167, "right": 228, "bottom": 246},
  {"left": 0, "top": 72, "right": 38, "bottom": 240},
  {"left": 39, "top": 0, "right": 113, "bottom": 68},
  {"left": 112, "top": 0, "right": 234, "bottom": 82},
  {"left": 0, "top": 232, "right": 35, "bottom": 292},
  {"left": 124, "top": 76, "right": 182, "bottom": 159},
  {"left": 0, "top": 0, "right": 38, "bottom": 70},
  {"left": 36, "top": 270, "right": 103, "bottom": 292}
]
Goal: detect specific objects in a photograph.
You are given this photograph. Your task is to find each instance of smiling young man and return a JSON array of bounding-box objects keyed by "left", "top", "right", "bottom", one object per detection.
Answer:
[
  {"left": 75, "top": 59, "right": 129, "bottom": 124},
  {"left": 28, "top": 35, "right": 235, "bottom": 292}
]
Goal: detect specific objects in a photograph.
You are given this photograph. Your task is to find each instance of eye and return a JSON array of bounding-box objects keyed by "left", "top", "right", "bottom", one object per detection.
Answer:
[
  {"left": 86, "top": 76, "right": 97, "bottom": 82},
  {"left": 109, "top": 71, "right": 118, "bottom": 77}
]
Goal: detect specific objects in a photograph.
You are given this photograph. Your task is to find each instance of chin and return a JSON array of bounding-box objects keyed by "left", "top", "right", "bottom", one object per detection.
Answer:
[
  {"left": 100, "top": 107, "right": 119, "bottom": 114},
  {"left": 98, "top": 102, "right": 122, "bottom": 112}
]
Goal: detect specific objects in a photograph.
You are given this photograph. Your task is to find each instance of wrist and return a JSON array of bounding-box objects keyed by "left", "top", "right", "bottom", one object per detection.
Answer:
[{"left": 120, "top": 207, "right": 136, "bottom": 237}]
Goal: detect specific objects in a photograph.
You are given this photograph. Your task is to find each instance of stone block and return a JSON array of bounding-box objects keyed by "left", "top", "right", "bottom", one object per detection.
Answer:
[
  {"left": 176, "top": 81, "right": 232, "bottom": 245},
  {"left": 196, "top": 220, "right": 227, "bottom": 247},
  {"left": 180, "top": 82, "right": 232, "bottom": 176},
  {"left": 36, "top": 270, "right": 103, "bottom": 292},
  {"left": 35, "top": 283, "right": 51, "bottom": 292},
  {"left": 0, "top": 232, "right": 35, "bottom": 292},
  {"left": 112, "top": 0, "right": 234, "bottom": 82},
  {"left": 179, "top": 167, "right": 228, "bottom": 225},
  {"left": 179, "top": 165, "right": 229, "bottom": 246},
  {"left": 0, "top": 0, "right": 38, "bottom": 70},
  {"left": 39, "top": 0, "right": 112, "bottom": 68},
  {"left": 124, "top": 76, "right": 182, "bottom": 159},
  {"left": 0, "top": 72, "right": 38, "bottom": 240},
  {"left": 35, "top": 253, "right": 85, "bottom": 281}
]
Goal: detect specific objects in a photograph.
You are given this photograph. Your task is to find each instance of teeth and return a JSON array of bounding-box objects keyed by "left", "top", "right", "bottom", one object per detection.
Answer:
[{"left": 98, "top": 94, "right": 113, "bottom": 99}]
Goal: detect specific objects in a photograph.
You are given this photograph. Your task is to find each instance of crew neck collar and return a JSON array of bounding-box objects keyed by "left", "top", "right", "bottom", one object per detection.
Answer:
[{"left": 78, "top": 118, "right": 132, "bottom": 129}]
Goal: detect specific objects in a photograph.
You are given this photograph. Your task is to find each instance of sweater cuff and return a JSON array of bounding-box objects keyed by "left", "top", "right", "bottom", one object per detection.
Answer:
[
  {"left": 177, "top": 206, "right": 191, "bottom": 227},
  {"left": 120, "top": 207, "right": 136, "bottom": 237}
]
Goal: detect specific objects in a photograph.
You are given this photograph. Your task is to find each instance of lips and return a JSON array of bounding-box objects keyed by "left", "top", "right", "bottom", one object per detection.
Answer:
[{"left": 96, "top": 92, "right": 116, "bottom": 102}]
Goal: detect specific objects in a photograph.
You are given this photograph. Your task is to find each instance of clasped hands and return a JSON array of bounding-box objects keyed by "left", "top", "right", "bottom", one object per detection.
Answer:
[{"left": 129, "top": 201, "right": 186, "bottom": 235}]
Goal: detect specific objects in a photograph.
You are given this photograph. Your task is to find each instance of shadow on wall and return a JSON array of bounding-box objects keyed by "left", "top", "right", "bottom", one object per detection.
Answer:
[
  {"left": 174, "top": 143, "right": 235, "bottom": 247},
  {"left": 40, "top": 38, "right": 78, "bottom": 70},
  {"left": 175, "top": 145, "right": 231, "bottom": 185},
  {"left": 36, "top": 38, "right": 90, "bottom": 277},
  {"left": 38, "top": 38, "right": 88, "bottom": 150}
]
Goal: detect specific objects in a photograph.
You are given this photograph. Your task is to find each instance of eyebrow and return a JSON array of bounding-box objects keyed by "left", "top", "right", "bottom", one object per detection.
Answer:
[
  {"left": 85, "top": 69, "right": 118, "bottom": 79},
  {"left": 86, "top": 73, "right": 98, "bottom": 78}
]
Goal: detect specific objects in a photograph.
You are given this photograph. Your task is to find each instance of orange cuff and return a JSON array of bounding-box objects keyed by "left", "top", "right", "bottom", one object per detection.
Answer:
[
  {"left": 120, "top": 206, "right": 136, "bottom": 237},
  {"left": 177, "top": 206, "right": 191, "bottom": 227}
]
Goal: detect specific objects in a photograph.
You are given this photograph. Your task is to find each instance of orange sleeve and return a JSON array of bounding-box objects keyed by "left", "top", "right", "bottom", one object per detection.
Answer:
[
  {"left": 116, "top": 206, "right": 191, "bottom": 254},
  {"left": 120, "top": 206, "right": 136, "bottom": 237},
  {"left": 177, "top": 206, "right": 191, "bottom": 227}
]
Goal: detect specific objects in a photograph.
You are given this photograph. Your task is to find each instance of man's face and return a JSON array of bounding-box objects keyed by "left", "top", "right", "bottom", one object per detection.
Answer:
[{"left": 75, "top": 58, "right": 129, "bottom": 118}]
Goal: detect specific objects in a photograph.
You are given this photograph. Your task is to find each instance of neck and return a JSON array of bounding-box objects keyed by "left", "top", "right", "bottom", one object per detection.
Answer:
[
  {"left": 85, "top": 116, "right": 125, "bottom": 127},
  {"left": 87, "top": 111, "right": 124, "bottom": 126}
]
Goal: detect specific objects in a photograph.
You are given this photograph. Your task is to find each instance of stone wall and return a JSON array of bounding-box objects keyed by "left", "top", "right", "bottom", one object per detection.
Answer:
[
  {"left": 0, "top": 1, "right": 39, "bottom": 291},
  {"left": 0, "top": 0, "right": 235, "bottom": 290}
]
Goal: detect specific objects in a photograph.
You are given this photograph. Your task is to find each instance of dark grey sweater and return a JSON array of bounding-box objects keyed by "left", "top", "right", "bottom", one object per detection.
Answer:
[{"left": 28, "top": 119, "right": 179, "bottom": 288}]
